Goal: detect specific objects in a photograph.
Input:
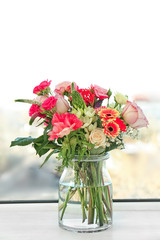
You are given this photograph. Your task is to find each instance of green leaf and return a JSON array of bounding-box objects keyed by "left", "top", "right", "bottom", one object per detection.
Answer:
[
  {"left": 33, "top": 143, "right": 50, "bottom": 157},
  {"left": 40, "top": 150, "right": 56, "bottom": 168},
  {"left": 15, "top": 99, "right": 41, "bottom": 106},
  {"left": 10, "top": 137, "right": 35, "bottom": 147},
  {"left": 29, "top": 115, "right": 38, "bottom": 125},
  {"left": 33, "top": 135, "right": 44, "bottom": 143},
  {"left": 90, "top": 147, "right": 105, "bottom": 155},
  {"left": 33, "top": 134, "right": 61, "bottom": 157},
  {"left": 71, "top": 82, "right": 74, "bottom": 92},
  {"left": 43, "top": 123, "right": 52, "bottom": 141}
]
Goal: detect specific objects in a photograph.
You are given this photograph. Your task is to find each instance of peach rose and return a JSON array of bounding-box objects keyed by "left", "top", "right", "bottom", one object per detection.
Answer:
[
  {"left": 55, "top": 94, "right": 70, "bottom": 114},
  {"left": 89, "top": 128, "right": 106, "bottom": 148},
  {"left": 55, "top": 81, "right": 78, "bottom": 94},
  {"left": 122, "top": 101, "right": 149, "bottom": 129}
]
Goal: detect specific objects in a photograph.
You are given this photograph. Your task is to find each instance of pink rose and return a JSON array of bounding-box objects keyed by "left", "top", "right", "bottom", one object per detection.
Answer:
[
  {"left": 91, "top": 84, "right": 108, "bottom": 100},
  {"left": 41, "top": 96, "right": 57, "bottom": 110},
  {"left": 33, "top": 80, "right": 51, "bottom": 94},
  {"left": 48, "top": 112, "right": 83, "bottom": 140},
  {"left": 55, "top": 94, "right": 70, "bottom": 114},
  {"left": 34, "top": 96, "right": 48, "bottom": 103},
  {"left": 55, "top": 81, "right": 78, "bottom": 94},
  {"left": 122, "top": 101, "right": 149, "bottom": 129}
]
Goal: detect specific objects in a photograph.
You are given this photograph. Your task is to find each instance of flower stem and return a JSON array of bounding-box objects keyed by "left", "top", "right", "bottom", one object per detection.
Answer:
[
  {"left": 59, "top": 188, "right": 77, "bottom": 211},
  {"left": 60, "top": 187, "right": 72, "bottom": 220},
  {"left": 77, "top": 187, "right": 87, "bottom": 222},
  {"left": 88, "top": 188, "right": 95, "bottom": 224}
]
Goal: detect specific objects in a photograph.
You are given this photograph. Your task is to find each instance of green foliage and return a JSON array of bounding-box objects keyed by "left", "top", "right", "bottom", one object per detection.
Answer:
[
  {"left": 71, "top": 90, "right": 86, "bottom": 110},
  {"left": 40, "top": 149, "right": 58, "bottom": 168},
  {"left": 10, "top": 122, "right": 61, "bottom": 167},
  {"left": 15, "top": 99, "right": 41, "bottom": 106},
  {"left": 10, "top": 137, "right": 35, "bottom": 147},
  {"left": 58, "top": 129, "right": 94, "bottom": 167},
  {"left": 97, "top": 115, "right": 103, "bottom": 128},
  {"left": 90, "top": 147, "right": 105, "bottom": 155}
]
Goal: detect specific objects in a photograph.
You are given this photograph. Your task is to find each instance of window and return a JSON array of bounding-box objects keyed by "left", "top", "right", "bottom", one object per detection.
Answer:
[{"left": 1, "top": 1, "right": 160, "bottom": 201}]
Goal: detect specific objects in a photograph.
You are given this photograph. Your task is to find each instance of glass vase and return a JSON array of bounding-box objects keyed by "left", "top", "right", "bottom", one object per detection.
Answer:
[{"left": 58, "top": 153, "right": 112, "bottom": 233}]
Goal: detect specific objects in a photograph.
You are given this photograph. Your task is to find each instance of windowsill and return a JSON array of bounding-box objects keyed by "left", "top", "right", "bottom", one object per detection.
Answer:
[{"left": 0, "top": 202, "right": 160, "bottom": 239}]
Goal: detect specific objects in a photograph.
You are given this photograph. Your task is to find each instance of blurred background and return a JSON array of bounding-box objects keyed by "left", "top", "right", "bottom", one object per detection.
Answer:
[{"left": 0, "top": 0, "right": 160, "bottom": 200}]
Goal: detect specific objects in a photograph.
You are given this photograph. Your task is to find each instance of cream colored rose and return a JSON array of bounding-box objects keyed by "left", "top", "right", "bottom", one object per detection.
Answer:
[
  {"left": 89, "top": 128, "right": 106, "bottom": 149},
  {"left": 115, "top": 92, "right": 128, "bottom": 105}
]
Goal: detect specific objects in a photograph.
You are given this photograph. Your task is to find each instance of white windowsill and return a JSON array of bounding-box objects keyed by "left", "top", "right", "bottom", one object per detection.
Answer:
[{"left": 0, "top": 202, "right": 160, "bottom": 240}]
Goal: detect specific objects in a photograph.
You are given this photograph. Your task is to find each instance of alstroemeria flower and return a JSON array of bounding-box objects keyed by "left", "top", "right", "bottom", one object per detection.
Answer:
[{"left": 48, "top": 112, "right": 83, "bottom": 140}]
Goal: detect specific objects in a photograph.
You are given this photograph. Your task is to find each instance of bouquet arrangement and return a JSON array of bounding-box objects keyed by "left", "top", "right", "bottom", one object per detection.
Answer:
[{"left": 11, "top": 80, "right": 148, "bottom": 230}]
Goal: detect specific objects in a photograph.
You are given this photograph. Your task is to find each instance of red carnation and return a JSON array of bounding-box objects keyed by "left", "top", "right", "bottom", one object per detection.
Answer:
[
  {"left": 33, "top": 80, "right": 51, "bottom": 94},
  {"left": 29, "top": 104, "right": 46, "bottom": 118},
  {"left": 48, "top": 112, "right": 83, "bottom": 140},
  {"left": 41, "top": 96, "right": 57, "bottom": 111}
]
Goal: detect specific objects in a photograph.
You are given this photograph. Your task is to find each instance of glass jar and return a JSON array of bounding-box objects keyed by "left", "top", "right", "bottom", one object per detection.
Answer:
[{"left": 58, "top": 153, "right": 112, "bottom": 233}]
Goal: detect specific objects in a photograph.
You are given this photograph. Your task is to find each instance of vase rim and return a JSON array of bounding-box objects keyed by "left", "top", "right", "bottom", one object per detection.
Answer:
[{"left": 72, "top": 152, "right": 110, "bottom": 162}]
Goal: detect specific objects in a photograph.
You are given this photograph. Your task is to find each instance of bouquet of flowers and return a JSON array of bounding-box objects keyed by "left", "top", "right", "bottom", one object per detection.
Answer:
[{"left": 11, "top": 80, "right": 148, "bottom": 230}]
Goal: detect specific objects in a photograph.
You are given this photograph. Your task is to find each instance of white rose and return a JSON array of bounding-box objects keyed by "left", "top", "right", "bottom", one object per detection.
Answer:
[
  {"left": 115, "top": 92, "right": 128, "bottom": 105},
  {"left": 89, "top": 128, "right": 106, "bottom": 149}
]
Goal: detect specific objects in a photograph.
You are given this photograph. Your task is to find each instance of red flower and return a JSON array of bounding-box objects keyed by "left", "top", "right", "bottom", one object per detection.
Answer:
[
  {"left": 103, "top": 121, "right": 120, "bottom": 138},
  {"left": 78, "top": 88, "right": 95, "bottom": 106},
  {"left": 114, "top": 118, "right": 126, "bottom": 132},
  {"left": 41, "top": 96, "right": 57, "bottom": 110},
  {"left": 48, "top": 112, "right": 83, "bottom": 140},
  {"left": 29, "top": 104, "right": 46, "bottom": 118},
  {"left": 33, "top": 80, "right": 51, "bottom": 94}
]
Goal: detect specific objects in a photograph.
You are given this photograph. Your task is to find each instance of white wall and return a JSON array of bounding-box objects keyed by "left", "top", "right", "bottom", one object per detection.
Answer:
[{"left": 0, "top": 0, "right": 160, "bottom": 109}]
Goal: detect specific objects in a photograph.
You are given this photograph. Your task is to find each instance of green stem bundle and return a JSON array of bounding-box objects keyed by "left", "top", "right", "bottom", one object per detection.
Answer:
[{"left": 59, "top": 160, "right": 112, "bottom": 227}]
